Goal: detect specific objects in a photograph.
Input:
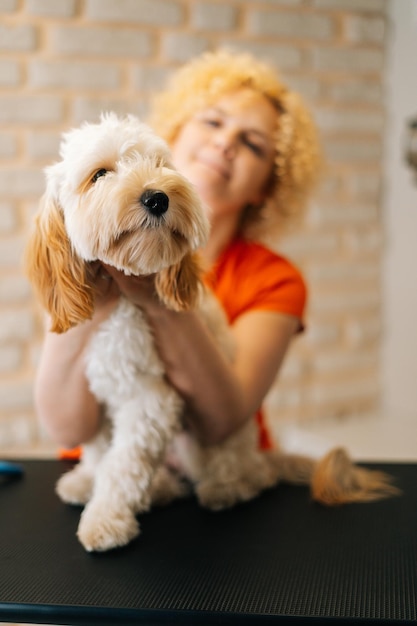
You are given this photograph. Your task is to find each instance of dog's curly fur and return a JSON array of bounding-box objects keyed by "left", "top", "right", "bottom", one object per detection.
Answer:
[{"left": 26, "top": 114, "right": 398, "bottom": 552}]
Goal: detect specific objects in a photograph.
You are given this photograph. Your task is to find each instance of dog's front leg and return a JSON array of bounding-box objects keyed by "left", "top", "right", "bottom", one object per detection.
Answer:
[
  {"left": 77, "top": 388, "right": 182, "bottom": 552},
  {"left": 56, "top": 420, "right": 111, "bottom": 505}
]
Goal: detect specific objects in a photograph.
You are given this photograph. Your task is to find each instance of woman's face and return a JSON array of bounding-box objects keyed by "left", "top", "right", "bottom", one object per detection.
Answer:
[{"left": 170, "top": 90, "right": 277, "bottom": 222}]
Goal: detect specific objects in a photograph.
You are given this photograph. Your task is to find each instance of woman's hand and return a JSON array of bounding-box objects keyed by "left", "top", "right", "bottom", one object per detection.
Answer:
[
  {"left": 101, "top": 264, "right": 159, "bottom": 313},
  {"left": 89, "top": 262, "right": 120, "bottom": 323}
]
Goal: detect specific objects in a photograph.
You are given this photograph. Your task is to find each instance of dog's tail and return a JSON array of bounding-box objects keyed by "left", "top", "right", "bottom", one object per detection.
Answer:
[{"left": 265, "top": 446, "right": 400, "bottom": 505}]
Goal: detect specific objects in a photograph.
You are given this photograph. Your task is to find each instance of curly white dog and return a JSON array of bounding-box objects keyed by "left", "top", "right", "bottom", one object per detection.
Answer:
[{"left": 26, "top": 113, "right": 397, "bottom": 552}]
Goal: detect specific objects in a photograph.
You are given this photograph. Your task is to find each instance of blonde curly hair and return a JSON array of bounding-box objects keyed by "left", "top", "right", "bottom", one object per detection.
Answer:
[{"left": 148, "top": 49, "right": 322, "bottom": 239}]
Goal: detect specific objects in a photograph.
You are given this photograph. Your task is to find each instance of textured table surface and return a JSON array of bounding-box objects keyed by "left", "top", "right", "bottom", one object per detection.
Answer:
[{"left": 0, "top": 460, "right": 416, "bottom": 625}]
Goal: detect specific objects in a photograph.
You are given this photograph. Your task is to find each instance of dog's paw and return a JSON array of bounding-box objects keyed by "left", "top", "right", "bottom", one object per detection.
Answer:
[
  {"left": 149, "top": 466, "right": 191, "bottom": 507},
  {"left": 196, "top": 479, "right": 261, "bottom": 511},
  {"left": 77, "top": 502, "right": 139, "bottom": 552},
  {"left": 56, "top": 467, "right": 94, "bottom": 505}
]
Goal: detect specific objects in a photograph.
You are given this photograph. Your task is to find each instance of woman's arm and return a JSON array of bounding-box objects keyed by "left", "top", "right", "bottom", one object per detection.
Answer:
[
  {"left": 35, "top": 322, "right": 102, "bottom": 448},
  {"left": 34, "top": 269, "right": 119, "bottom": 448},
  {"left": 105, "top": 268, "right": 299, "bottom": 446},
  {"left": 35, "top": 266, "right": 299, "bottom": 449},
  {"left": 149, "top": 307, "right": 298, "bottom": 445}
]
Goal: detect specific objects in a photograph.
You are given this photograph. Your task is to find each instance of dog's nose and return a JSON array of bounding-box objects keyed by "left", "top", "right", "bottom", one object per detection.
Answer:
[{"left": 140, "top": 190, "right": 169, "bottom": 217}]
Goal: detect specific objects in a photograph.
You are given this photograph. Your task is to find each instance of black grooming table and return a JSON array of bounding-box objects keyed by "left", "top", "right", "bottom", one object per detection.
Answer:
[{"left": 0, "top": 460, "right": 416, "bottom": 625}]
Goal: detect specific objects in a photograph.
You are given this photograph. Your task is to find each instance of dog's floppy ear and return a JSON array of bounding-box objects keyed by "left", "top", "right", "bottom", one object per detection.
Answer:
[
  {"left": 155, "top": 252, "right": 203, "bottom": 311},
  {"left": 25, "top": 192, "right": 95, "bottom": 333}
]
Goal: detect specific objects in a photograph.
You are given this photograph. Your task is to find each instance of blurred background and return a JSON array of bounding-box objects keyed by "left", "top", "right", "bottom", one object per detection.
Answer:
[{"left": 0, "top": 0, "right": 416, "bottom": 461}]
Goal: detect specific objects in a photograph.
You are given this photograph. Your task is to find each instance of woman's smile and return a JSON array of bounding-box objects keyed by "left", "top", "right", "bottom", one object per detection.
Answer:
[{"left": 194, "top": 153, "right": 231, "bottom": 180}]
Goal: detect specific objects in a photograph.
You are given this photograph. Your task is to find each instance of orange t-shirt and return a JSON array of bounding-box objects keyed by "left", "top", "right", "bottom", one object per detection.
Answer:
[
  {"left": 205, "top": 238, "right": 307, "bottom": 325},
  {"left": 60, "top": 238, "right": 307, "bottom": 460},
  {"left": 205, "top": 238, "right": 307, "bottom": 450}
]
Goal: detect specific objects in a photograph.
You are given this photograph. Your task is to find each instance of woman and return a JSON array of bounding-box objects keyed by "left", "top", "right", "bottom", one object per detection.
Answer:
[{"left": 34, "top": 50, "right": 321, "bottom": 452}]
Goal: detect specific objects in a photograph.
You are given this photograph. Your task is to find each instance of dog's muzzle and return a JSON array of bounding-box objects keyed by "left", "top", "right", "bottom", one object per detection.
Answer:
[{"left": 140, "top": 189, "right": 169, "bottom": 217}]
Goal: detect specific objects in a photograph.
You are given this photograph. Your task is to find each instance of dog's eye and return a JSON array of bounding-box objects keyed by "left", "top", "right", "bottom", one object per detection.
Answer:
[{"left": 91, "top": 168, "right": 107, "bottom": 183}]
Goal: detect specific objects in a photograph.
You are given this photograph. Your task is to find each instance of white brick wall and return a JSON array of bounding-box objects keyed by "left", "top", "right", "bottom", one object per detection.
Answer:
[
  {"left": 53, "top": 26, "right": 153, "bottom": 57},
  {"left": 326, "top": 80, "right": 383, "bottom": 104},
  {"left": 0, "top": 0, "right": 390, "bottom": 448},
  {"left": 26, "top": 132, "right": 61, "bottom": 160},
  {"left": 0, "top": 310, "right": 35, "bottom": 344},
  {"left": 247, "top": 11, "right": 335, "bottom": 39},
  {"left": 0, "top": 276, "right": 32, "bottom": 303},
  {"left": 0, "top": 24, "right": 37, "bottom": 50},
  {"left": 85, "top": 0, "right": 184, "bottom": 25},
  {"left": 0, "top": 236, "right": 26, "bottom": 267},
  {"left": 313, "top": 48, "right": 385, "bottom": 72},
  {"left": 325, "top": 138, "right": 383, "bottom": 162},
  {"left": 0, "top": 169, "right": 44, "bottom": 197},
  {"left": 0, "top": 59, "right": 21, "bottom": 86},
  {"left": 0, "top": 133, "right": 17, "bottom": 159},
  {"left": 28, "top": 60, "right": 123, "bottom": 90},
  {"left": 191, "top": 3, "right": 238, "bottom": 31},
  {"left": 0, "top": 96, "right": 64, "bottom": 124},
  {"left": 0, "top": 0, "right": 18, "bottom": 11},
  {"left": 313, "top": 0, "right": 385, "bottom": 10},
  {"left": 26, "top": 0, "right": 77, "bottom": 18},
  {"left": 0, "top": 203, "right": 18, "bottom": 233},
  {"left": 220, "top": 40, "right": 303, "bottom": 70},
  {"left": 162, "top": 33, "right": 210, "bottom": 62},
  {"left": 344, "top": 15, "right": 386, "bottom": 42}
]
